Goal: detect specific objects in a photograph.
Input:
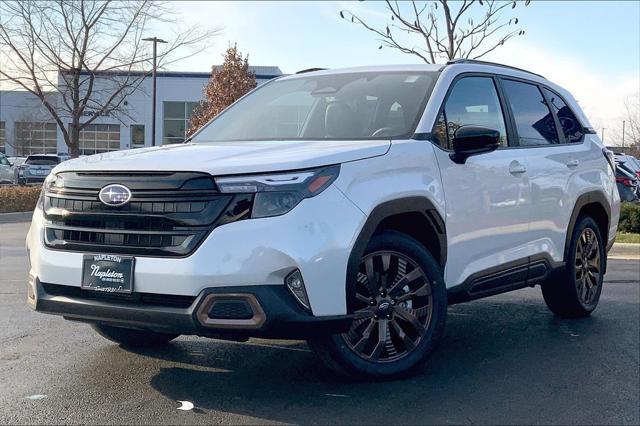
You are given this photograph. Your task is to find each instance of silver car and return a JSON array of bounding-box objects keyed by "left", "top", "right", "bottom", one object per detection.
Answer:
[
  {"left": 0, "top": 154, "right": 13, "bottom": 184},
  {"left": 15, "top": 154, "right": 61, "bottom": 185}
]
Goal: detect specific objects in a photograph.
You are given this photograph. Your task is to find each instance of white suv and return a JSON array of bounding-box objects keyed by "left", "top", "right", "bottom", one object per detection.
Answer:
[{"left": 27, "top": 61, "right": 620, "bottom": 379}]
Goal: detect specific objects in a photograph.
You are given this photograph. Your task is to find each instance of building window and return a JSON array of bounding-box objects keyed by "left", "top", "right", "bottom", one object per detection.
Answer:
[
  {"left": 163, "top": 101, "right": 199, "bottom": 145},
  {"left": 79, "top": 124, "right": 120, "bottom": 155},
  {"left": 0, "top": 122, "right": 5, "bottom": 153},
  {"left": 15, "top": 122, "right": 57, "bottom": 155},
  {"left": 130, "top": 124, "right": 145, "bottom": 148}
]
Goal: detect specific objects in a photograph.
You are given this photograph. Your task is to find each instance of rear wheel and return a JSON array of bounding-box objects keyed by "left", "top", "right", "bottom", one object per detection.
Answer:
[
  {"left": 309, "top": 230, "right": 447, "bottom": 380},
  {"left": 91, "top": 324, "right": 178, "bottom": 348},
  {"left": 542, "top": 216, "right": 605, "bottom": 318}
]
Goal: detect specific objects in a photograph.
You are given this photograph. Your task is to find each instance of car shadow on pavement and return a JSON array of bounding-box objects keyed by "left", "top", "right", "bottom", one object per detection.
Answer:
[{"left": 98, "top": 294, "right": 637, "bottom": 425}]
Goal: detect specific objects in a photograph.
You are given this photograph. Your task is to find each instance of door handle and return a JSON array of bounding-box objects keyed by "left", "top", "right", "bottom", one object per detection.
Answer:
[
  {"left": 566, "top": 159, "right": 580, "bottom": 168},
  {"left": 509, "top": 161, "right": 527, "bottom": 175}
]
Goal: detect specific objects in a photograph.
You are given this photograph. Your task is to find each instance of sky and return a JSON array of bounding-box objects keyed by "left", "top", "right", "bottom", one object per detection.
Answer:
[{"left": 157, "top": 0, "right": 640, "bottom": 145}]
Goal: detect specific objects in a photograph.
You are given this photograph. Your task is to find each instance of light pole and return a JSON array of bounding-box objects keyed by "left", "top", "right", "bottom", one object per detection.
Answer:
[
  {"left": 601, "top": 127, "right": 606, "bottom": 144},
  {"left": 143, "top": 37, "right": 167, "bottom": 147},
  {"left": 622, "top": 120, "right": 626, "bottom": 148}
]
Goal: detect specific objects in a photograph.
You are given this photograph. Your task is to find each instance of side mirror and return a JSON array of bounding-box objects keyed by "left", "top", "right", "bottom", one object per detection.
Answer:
[{"left": 450, "top": 125, "right": 501, "bottom": 164}]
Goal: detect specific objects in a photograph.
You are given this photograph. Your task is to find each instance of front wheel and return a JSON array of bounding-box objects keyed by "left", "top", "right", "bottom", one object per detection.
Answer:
[
  {"left": 91, "top": 323, "right": 179, "bottom": 348},
  {"left": 309, "top": 230, "right": 447, "bottom": 380},
  {"left": 542, "top": 216, "right": 605, "bottom": 318}
]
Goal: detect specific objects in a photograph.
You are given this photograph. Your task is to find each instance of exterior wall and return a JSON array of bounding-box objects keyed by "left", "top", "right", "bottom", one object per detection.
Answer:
[
  {"left": 0, "top": 91, "right": 59, "bottom": 155},
  {"left": 0, "top": 67, "right": 281, "bottom": 156}
]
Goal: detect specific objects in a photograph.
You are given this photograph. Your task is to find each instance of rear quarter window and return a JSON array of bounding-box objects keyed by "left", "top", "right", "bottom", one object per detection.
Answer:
[{"left": 542, "top": 88, "right": 585, "bottom": 143}]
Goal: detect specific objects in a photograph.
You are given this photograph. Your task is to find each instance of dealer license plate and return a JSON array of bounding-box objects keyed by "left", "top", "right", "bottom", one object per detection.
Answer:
[{"left": 81, "top": 254, "right": 134, "bottom": 294}]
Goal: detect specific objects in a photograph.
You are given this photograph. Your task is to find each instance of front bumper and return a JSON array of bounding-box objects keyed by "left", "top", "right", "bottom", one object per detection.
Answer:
[
  {"left": 28, "top": 276, "right": 353, "bottom": 339},
  {"left": 26, "top": 184, "right": 366, "bottom": 316}
]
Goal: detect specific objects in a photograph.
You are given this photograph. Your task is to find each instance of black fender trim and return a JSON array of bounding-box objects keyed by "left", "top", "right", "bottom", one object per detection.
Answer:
[
  {"left": 345, "top": 197, "right": 446, "bottom": 313},
  {"left": 564, "top": 191, "right": 611, "bottom": 270},
  {"left": 447, "top": 253, "right": 564, "bottom": 304}
]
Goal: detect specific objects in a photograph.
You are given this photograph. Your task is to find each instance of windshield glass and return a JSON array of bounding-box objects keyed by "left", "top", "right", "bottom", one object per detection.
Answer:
[
  {"left": 26, "top": 156, "right": 59, "bottom": 165},
  {"left": 193, "top": 71, "right": 438, "bottom": 142}
]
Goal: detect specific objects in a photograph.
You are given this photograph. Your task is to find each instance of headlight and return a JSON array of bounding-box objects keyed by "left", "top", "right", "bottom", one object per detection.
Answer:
[
  {"left": 37, "top": 174, "right": 62, "bottom": 210},
  {"left": 43, "top": 173, "right": 62, "bottom": 191},
  {"left": 215, "top": 165, "right": 340, "bottom": 218}
]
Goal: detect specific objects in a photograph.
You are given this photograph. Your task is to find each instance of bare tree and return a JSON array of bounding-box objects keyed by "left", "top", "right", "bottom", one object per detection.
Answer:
[
  {"left": 340, "top": 0, "right": 530, "bottom": 63},
  {"left": 621, "top": 94, "right": 640, "bottom": 150},
  {"left": 0, "top": 1, "right": 219, "bottom": 157}
]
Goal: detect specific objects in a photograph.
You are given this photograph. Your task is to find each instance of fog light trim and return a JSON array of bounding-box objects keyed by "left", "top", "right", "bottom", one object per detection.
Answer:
[{"left": 285, "top": 269, "right": 311, "bottom": 312}]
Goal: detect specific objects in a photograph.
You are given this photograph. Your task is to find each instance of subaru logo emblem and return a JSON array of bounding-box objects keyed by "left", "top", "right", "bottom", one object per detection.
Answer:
[
  {"left": 378, "top": 301, "right": 391, "bottom": 312},
  {"left": 99, "top": 184, "right": 132, "bottom": 207}
]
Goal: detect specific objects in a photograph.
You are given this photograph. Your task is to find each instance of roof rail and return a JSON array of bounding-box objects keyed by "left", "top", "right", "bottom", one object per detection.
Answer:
[
  {"left": 296, "top": 67, "right": 327, "bottom": 74},
  {"left": 446, "top": 59, "right": 545, "bottom": 79}
]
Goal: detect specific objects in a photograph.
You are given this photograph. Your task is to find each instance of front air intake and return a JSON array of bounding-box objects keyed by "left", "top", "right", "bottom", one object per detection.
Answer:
[
  {"left": 196, "top": 294, "right": 266, "bottom": 330},
  {"left": 208, "top": 299, "right": 254, "bottom": 320}
]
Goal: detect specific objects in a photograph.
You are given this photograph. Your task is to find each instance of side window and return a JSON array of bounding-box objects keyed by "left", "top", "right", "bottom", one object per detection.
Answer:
[
  {"left": 433, "top": 77, "right": 508, "bottom": 149},
  {"left": 501, "top": 80, "right": 560, "bottom": 146},
  {"left": 0, "top": 156, "right": 9, "bottom": 166},
  {"left": 542, "top": 88, "right": 584, "bottom": 143}
]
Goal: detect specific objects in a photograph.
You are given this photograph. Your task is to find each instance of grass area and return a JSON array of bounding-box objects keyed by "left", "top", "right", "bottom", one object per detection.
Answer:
[{"left": 616, "top": 232, "right": 640, "bottom": 244}]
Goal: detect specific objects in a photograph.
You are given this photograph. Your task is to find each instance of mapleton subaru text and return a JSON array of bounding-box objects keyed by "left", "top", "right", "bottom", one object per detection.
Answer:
[{"left": 27, "top": 60, "right": 620, "bottom": 379}]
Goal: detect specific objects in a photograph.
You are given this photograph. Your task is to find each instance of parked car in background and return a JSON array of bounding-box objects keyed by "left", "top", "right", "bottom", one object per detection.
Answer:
[
  {"left": 15, "top": 154, "right": 62, "bottom": 186},
  {"left": 615, "top": 153, "right": 640, "bottom": 178},
  {"left": 0, "top": 153, "right": 14, "bottom": 184},
  {"left": 8, "top": 157, "right": 27, "bottom": 168},
  {"left": 616, "top": 161, "right": 640, "bottom": 202},
  {"left": 57, "top": 152, "right": 71, "bottom": 162}
]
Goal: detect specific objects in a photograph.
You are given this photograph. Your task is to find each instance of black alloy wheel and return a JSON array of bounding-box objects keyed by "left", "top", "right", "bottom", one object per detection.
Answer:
[
  {"left": 308, "top": 230, "right": 447, "bottom": 379},
  {"left": 574, "top": 227, "right": 601, "bottom": 307},
  {"left": 342, "top": 250, "right": 433, "bottom": 363},
  {"left": 542, "top": 216, "right": 605, "bottom": 318}
]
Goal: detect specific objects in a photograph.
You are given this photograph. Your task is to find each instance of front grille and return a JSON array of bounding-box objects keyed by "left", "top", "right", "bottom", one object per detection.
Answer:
[
  {"left": 43, "top": 171, "right": 253, "bottom": 257},
  {"left": 42, "top": 283, "right": 196, "bottom": 308},
  {"left": 48, "top": 196, "right": 208, "bottom": 214}
]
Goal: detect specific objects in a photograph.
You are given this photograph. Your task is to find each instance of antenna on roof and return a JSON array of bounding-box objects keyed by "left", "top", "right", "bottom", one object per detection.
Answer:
[{"left": 296, "top": 68, "right": 327, "bottom": 74}]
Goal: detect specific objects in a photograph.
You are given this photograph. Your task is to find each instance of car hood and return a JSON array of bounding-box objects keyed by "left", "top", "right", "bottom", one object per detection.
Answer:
[{"left": 53, "top": 140, "right": 391, "bottom": 175}]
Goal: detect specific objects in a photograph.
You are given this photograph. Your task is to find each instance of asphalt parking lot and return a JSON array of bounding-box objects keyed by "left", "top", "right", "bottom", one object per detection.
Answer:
[{"left": 0, "top": 219, "right": 638, "bottom": 425}]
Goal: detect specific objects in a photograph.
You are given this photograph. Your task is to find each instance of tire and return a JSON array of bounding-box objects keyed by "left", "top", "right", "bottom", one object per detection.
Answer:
[
  {"left": 308, "top": 230, "right": 447, "bottom": 380},
  {"left": 542, "top": 216, "right": 605, "bottom": 318},
  {"left": 91, "top": 323, "right": 178, "bottom": 348}
]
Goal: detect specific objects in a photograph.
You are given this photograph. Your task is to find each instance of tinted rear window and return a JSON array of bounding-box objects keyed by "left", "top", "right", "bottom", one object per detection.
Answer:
[
  {"left": 26, "top": 156, "right": 59, "bottom": 165},
  {"left": 501, "top": 79, "right": 560, "bottom": 146}
]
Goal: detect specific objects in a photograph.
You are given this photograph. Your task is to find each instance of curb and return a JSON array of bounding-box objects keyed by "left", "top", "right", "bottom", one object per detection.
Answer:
[
  {"left": 608, "top": 243, "right": 640, "bottom": 260},
  {"left": 0, "top": 211, "right": 33, "bottom": 224}
]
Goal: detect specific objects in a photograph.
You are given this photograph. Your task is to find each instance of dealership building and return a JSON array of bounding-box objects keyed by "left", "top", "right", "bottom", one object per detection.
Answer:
[{"left": 0, "top": 66, "right": 282, "bottom": 156}]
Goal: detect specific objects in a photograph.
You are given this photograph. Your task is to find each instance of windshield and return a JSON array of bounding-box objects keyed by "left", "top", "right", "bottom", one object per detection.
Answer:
[
  {"left": 26, "top": 156, "right": 59, "bottom": 165},
  {"left": 193, "top": 71, "right": 438, "bottom": 142}
]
